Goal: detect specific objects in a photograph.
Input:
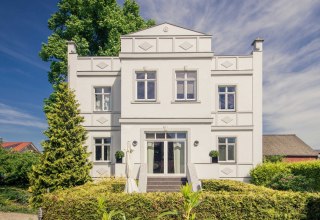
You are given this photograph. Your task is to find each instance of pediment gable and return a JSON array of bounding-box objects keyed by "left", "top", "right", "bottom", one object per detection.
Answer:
[{"left": 125, "top": 23, "right": 210, "bottom": 36}]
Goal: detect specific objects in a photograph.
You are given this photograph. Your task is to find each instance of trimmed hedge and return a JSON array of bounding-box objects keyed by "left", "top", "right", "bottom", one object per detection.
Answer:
[
  {"left": 41, "top": 179, "right": 320, "bottom": 220},
  {"left": 250, "top": 161, "right": 320, "bottom": 191},
  {"left": 202, "top": 179, "right": 272, "bottom": 193}
]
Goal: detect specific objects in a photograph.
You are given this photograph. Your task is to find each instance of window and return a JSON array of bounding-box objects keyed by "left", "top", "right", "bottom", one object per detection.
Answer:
[
  {"left": 176, "top": 71, "right": 197, "bottom": 100},
  {"left": 95, "top": 138, "right": 111, "bottom": 161},
  {"left": 94, "top": 87, "right": 111, "bottom": 111},
  {"left": 136, "top": 72, "right": 156, "bottom": 101},
  {"left": 218, "top": 137, "right": 236, "bottom": 162},
  {"left": 218, "top": 86, "right": 235, "bottom": 110}
]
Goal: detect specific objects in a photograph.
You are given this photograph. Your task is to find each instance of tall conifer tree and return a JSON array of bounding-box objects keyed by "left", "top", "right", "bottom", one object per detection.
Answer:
[{"left": 29, "top": 83, "right": 92, "bottom": 206}]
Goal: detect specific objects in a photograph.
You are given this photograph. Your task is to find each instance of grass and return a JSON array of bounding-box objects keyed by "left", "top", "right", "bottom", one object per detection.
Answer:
[{"left": 0, "top": 186, "right": 36, "bottom": 214}]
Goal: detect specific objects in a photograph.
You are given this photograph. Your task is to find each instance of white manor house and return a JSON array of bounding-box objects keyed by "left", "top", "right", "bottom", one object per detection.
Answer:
[{"left": 67, "top": 23, "right": 263, "bottom": 191}]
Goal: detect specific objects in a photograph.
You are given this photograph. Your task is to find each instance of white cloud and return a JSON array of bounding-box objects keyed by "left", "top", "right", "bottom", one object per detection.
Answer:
[
  {"left": 0, "top": 103, "right": 47, "bottom": 129},
  {"left": 137, "top": 0, "right": 320, "bottom": 147}
]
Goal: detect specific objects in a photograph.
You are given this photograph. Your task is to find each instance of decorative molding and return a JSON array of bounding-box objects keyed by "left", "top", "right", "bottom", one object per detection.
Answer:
[
  {"left": 97, "top": 117, "right": 108, "bottom": 124},
  {"left": 179, "top": 41, "right": 193, "bottom": 50},
  {"left": 119, "top": 52, "right": 214, "bottom": 59},
  {"left": 96, "top": 62, "right": 109, "bottom": 69},
  {"left": 139, "top": 42, "right": 153, "bottom": 51},
  {"left": 221, "top": 116, "right": 233, "bottom": 124},
  {"left": 96, "top": 168, "right": 108, "bottom": 176},
  {"left": 221, "top": 167, "right": 233, "bottom": 175},
  {"left": 221, "top": 61, "right": 233, "bottom": 68},
  {"left": 163, "top": 26, "right": 169, "bottom": 32},
  {"left": 119, "top": 118, "right": 213, "bottom": 124}
]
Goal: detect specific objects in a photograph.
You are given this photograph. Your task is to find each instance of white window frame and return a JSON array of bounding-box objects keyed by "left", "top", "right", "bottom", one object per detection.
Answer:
[
  {"left": 175, "top": 71, "right": 197, "bottom": 101},
  {"left": 218, "top": 137, "right": 236, "bottom": 162},
  {"left": 135, "top": 72, "right": 157, "bottom": 101},
  {"left": 94, "top": 87, "right": 111, "bottom": 111},
  {"left": 218, "top": 86, "right": 236, "bottom": 111},
  {"left": 94, "top": 138, "right": 111, "bottom": 162}
]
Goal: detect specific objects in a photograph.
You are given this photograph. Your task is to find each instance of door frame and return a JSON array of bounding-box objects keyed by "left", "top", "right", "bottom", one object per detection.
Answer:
[{"left": 143, "top": 131, "right": 188, "bottom": 177}]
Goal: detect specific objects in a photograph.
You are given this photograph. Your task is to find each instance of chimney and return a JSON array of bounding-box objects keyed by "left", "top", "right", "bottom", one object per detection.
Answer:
[
  {"left": 67, "top": 41, "right": 77, "bottom": 54},
  {"left": 251, "top": 38, "right": 264, "bottom": 52}
]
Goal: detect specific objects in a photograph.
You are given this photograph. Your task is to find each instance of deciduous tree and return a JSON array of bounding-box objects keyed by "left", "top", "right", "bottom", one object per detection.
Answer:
[{"left": 40, "top": 0, "right": 155, "bottom": 84}]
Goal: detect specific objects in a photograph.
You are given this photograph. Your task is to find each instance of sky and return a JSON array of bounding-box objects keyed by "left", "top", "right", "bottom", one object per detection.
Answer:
[{"left": 0, "top": 0, "right": 319, "bottom": 150}]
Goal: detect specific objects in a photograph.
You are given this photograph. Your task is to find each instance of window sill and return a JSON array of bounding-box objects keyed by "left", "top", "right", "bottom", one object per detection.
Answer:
[
  {"left": 93, "top": 161, "right": 112, "bottom": 163},
  {"left": 171, "top": 100, "right": 201, "bottom": 104},
  {"left": 131, "top": 101, "right": 160, "bottom": 104},
  {"left": 92, "top": 111, "right": 113, "bottom": 114},
  {"left": 218, "top": 161, "right": 236, "bottom": 164},
  {"left": 217, "top": 110, "right": 236, "bottom": 112}
]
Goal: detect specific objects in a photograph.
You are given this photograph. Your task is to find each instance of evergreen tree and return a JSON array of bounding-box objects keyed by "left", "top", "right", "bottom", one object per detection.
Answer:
[
  {"left": 29, "top": 83, "right": 92, "bottom": 207},
  {"left": 40, "top": 0, "right": 155, "bottom": 85}
]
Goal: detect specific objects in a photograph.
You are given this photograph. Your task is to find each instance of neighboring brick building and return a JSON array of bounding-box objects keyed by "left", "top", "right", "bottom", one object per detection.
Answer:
[
  {"left": 1, "top": 142, "right": 40, "bottom": 153},
  {"left": 263, "top": 134, "right": 318, "bottom": 162}
]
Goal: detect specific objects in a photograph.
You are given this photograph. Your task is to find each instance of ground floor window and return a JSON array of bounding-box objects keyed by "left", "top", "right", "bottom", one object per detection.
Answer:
[
  {"left": 218, "top": 137, "right": 236, "bottom": 162},
  {"left": 95, "top": 138, "right": 111, "bottom": 161}
]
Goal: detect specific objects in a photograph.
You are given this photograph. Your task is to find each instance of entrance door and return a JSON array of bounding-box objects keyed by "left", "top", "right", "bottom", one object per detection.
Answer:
[{"left": 146, "top": 132, "right": 186, "bottom": 175}]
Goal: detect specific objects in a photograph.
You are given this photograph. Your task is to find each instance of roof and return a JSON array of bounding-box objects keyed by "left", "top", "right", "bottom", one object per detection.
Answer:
[
  {"left": 263, "top": 134, "right": 318, "bottom": 157},
  {"left": 123, "top": 22, "right": 210, "bottom": 37},
  {"left": 2, "top": 142, "right": 39, "bottom": 152}
]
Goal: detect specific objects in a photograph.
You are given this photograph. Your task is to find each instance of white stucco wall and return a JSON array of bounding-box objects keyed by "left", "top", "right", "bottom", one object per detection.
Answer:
[{"left": 67, "top": 23, "right": 263, "bottom": 180}]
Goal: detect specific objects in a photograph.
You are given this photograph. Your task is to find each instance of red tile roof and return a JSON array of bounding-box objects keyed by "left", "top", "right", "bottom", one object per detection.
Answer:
[{"left": 2, "top": 142, "right": 39, "bottom": 152}]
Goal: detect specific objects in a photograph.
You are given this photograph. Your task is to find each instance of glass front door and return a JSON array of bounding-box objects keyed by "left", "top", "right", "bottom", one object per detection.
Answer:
[{"left": 146, "top": 132, "right": 186, "bottom": 175}]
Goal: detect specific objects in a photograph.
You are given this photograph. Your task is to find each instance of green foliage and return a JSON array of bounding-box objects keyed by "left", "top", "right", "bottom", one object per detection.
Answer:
[
  {"left": 209, "top": 150, "right": 219, "bottom": 158},
  {"left": 202, "top": 179, "right": 272, "bottom": 193},
  {"left": 250, "top": 161, "right": 320, "bottom": 192},
  {"left": 97, "top": 197, "right": 126, "bottom": 220},
  {"left": 40, "top": 0, "right": 155, "bottom": 85},
  {"left": 40, "top": 178, "right": 320, "bottom": 220},
  {"left": 159, "top": 184, "right": 201, "bottom": 220},
  {"left": 0, "top": 186, "right": 36, "bottom": 214},
  {"left": 268, "top": 173, "right": 312, "bottom": 192},
  {"left": 263, "top": 155, "right": 284, "bottom": 163},
  {"left": 0, "top": 148, "right": 40, "bottom": 186},
  {"left": 29, "top": 83, "right": 92, "bottom": 207},
  {"left": 115, "top": 150, "right": 125, "bottom": 159},
  {"left": 250, "top": 162, "right": 290, "bottom": 186}
]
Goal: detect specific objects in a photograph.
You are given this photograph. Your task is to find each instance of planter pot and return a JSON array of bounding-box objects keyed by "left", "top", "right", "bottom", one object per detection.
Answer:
[
  {"left": 116, "top": 158, "right": 123, "bottom": 163},
  {"left": 211, "top": 157, "right": 218, "bottom": 163}
]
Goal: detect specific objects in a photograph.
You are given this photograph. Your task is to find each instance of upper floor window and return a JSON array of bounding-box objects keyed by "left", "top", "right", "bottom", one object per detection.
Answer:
[
  {"left": 95, "top": 87, "right": 111, "bottom": 111},
  {"left": 176, "top": 71, "right": 197, "bottom": 100},
  {"left": 218, "top": 137, "right": 236, "bottom": 162},
  {"left": 136, "top": 72, "right": 156, "bottom": 101},
  {"left": 95, "top": 138, "right": 111, "bottom": 161},
  {"left": 218, "top": 86, "right": 235, "bottom": 111}
]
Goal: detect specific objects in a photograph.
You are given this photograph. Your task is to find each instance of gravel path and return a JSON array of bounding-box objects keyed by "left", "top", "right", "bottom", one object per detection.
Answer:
[{"left": 0, "top": 212, "right": 37, "bottom": 220}]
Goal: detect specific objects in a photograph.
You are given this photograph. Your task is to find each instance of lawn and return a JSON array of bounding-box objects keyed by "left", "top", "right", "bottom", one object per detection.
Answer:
[{"left": 0, "top": 186, "right": 36, "bottom": 214}]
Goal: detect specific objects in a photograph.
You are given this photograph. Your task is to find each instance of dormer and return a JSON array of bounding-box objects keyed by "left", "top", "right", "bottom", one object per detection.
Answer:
[{"left": 120, "top": 23, "right": 212, "bottom": 55}]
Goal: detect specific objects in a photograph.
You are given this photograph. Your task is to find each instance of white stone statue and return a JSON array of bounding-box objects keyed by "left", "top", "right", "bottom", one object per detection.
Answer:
[{"left": 124, "top": 141, "right": 139, "bottom": 193}]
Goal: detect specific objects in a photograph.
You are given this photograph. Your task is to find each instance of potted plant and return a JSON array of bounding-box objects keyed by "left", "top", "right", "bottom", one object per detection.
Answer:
[
  {"left": 209, "top": 150, "right": 219, "bottom": 163},
  {"left": 115, "top": 150, "right": 125, "bottom": 163}
]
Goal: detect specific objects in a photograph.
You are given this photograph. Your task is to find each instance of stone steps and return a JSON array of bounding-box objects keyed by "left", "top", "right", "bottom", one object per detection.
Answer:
[{"left": 147, "top": 177, "right": 187, "bottom": 192}]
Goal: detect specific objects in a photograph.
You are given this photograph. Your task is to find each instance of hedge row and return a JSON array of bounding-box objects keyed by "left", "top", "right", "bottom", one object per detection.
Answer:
[
  {"left": 250, "top": 161, "right": 320, "bottom": 191},
  {"left": 41, "top": 179, "right": 320, "bottom": 220},
  {"left": 202, "top": 179, "right": 272, "bottom": 193}
]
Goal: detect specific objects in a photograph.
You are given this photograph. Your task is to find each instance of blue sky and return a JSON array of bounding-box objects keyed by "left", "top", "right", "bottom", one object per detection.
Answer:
[{"left": 0, "top": 0, "right": 319, "bottom": 150}]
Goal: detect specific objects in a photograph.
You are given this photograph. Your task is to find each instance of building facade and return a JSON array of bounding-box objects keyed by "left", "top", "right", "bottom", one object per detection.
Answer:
[{"left": 67, "top": 23, "right": 263, "bottom": 186}]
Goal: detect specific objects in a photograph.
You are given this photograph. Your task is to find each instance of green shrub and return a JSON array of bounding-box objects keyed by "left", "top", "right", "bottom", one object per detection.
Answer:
[
  {"left": 250, "top": 162, "right": 290, "bottom": 186},
  {"left": 263, "top": 155, "right": 284, "bottom": 163},
  {"left": 40, "top": 178, "right": 320, "bottom": 220},
  {"left": 250, "top": 161, "right": 320, "bottom": 192},
  {"left": 0, "top": 186, "right": 36, "bottom": 214},
  {"left": 0, "top": 148, "right": 40, "bottom": 186},
  {"left": 268, "top": 173, "right": 312, "bottom": 192},
  {"left": 202, "top": 179, "right": 272, "bottom": 193}
]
